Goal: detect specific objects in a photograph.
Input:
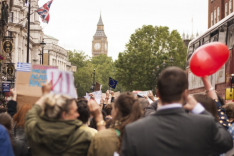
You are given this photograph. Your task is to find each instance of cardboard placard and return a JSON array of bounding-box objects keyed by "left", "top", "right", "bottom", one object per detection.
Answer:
[
  {"left": 46, "top": 69, "right": 77, "bottom": 98},
  {"left": 15, "top": 64, "right": 57, "bottom": 108},
  {"left": 94, "top": 82, "right": 101, "bottom": 91}
]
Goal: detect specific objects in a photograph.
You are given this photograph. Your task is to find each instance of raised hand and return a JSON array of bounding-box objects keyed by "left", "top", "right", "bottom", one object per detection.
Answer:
[
  {"left": 183, "top": 95, "right": 198, "bottom": 111},
  {"left": 42, "top": 81, "right": 52, "bottom": 94},
  {"left": 148, "top": 91, "right": 155, "bottom": 102}
]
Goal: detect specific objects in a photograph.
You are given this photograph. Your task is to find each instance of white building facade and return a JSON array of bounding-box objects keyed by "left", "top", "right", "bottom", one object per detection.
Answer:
[{"left": 7, "top": 0, "right": 73, "bottom": 71}]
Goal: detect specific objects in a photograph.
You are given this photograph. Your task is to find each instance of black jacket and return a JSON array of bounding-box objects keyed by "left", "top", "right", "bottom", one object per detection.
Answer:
[
  {"left": 7, "top": 100, "right": 17, "bottom": 117},
  {"left": 13, "top": 138, "right": 29, "bottom": 156},
  {"left": 121, "top": 108, "right": 233, "bottom": 156}
]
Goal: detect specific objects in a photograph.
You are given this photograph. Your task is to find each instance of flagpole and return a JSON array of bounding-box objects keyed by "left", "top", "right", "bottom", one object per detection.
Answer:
[{"left": 26, "top": 0, "right": 31, "bottom": 63}]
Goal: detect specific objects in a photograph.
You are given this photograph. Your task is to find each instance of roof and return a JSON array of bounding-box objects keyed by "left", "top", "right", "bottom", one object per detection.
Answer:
[
  {"left": 94, "top": 30, "right": 106, "bottom": 37},
  {"left": 97, "top": 15, "right": 104, "bottom": 26},
  {"left": 189, "top": 11, "right": 234, "bottom": 46},
  {"left": 44, "top": 34, "right": 59, "bottom": 41}
]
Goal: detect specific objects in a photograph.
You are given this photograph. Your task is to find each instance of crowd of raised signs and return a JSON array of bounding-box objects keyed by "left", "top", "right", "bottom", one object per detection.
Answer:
[{"left": 1, "top": 67, "right": 234, "bottom": 156}]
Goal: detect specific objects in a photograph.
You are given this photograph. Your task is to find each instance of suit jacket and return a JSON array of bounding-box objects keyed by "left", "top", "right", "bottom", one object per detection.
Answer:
[
  {"left": 144, "top": 101, "right": 157, "bottom": 117},
  {"left": 121, "top": 108, "right": 233, "bottom": 156}
]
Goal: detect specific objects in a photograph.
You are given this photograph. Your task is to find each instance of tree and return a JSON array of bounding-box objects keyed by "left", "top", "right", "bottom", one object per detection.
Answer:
[
  {"left": 115, "top": 25, "right": 187, "bottom": 92},
  {"left": 68, "top": 51, "right": 122, "bottom": 97},
  {"left": 91, "top": 54, "right": 122, "bottom": 93}
]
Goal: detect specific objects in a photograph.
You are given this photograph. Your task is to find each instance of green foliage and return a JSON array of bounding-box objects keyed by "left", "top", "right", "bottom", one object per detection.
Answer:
[
  {"left": 68, "top": 51, "right": 122, "bottom": 97},
  {"left": 115, "top": 25, "right": 187, "bottom": 92}
]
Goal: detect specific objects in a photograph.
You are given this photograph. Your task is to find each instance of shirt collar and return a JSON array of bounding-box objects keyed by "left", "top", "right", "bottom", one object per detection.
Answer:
[{"left": 157, "top": 103, "right": 182, "bottom": 111}]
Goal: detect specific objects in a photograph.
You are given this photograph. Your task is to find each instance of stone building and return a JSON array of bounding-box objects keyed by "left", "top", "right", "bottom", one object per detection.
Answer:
[
  {"left": 6, "top": 0, "right": 74, "bottom": 71},
  {"left": 92, "top": 15, "right": 108, "bottom": 57},
  {"left": 181, "top": 32, "right": 199, "bottom": 48},
  {"left": 43, "top": 34, "right": 72, "bottom": 71},
  {"left": 208, "top": 0, "right": 234, "bottom": 28}
]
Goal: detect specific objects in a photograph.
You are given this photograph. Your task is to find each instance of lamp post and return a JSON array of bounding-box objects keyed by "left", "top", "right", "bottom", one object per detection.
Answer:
[
  {"left": 162, "top": 60, "right": 166, "bottom": 69},
  {"left": 40, "top": 39, "right": 46, "bottom": 65},
  {"left": 170, "top": 55, "right": 174, "bottom": 66},
  {"left": 152, "top": 69, "right": 156, "bottom": 93},
  {"left": 38, "top": 52, "right": 42, "bottom": 64},
  {"left": 90, "top": 69, "right": 95, "bottom": 92}
]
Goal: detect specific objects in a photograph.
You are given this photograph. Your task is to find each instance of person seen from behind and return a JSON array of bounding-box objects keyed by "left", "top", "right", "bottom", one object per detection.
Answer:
[
  {"left": 105, "top": 104, "right": 113, "bottom": 128},
  {"left": 0, "top": 124, "right": 14, "bottom": 156},
  {"left": 77, "top": 99, "right": 97, "bottom": 136},
  {"left": 139, "top": 98, "right": 150, "bottom": 117},
  {"left": 201, "top": 76, "right": 230, "bottom": 129},
  {"left": 0, "top": 113, "right": 28, "bottom": 156},
  {"left": 87, "top": 92, "right": 142, "bottom": 156},
  {"left": 13, "top": 103, "right": 32, "bottom": 145},
  {"left": 121, "top": 67, "right": 232, "bottom": 156}
]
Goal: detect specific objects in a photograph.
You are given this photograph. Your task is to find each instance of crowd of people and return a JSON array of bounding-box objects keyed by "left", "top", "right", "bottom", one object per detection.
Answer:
[{"left": 0, "top": 66, "right": 234, "bottom": 156}]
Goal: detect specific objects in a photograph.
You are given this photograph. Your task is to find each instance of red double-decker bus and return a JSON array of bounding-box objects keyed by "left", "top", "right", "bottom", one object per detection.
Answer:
[{"left": 186, "top": 12, "right": 234, "bottom": 100}]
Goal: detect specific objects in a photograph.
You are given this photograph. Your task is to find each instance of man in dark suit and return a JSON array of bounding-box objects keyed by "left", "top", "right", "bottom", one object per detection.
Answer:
[{"left": 121, "top": 67, "right": 233, "bottom": 156}]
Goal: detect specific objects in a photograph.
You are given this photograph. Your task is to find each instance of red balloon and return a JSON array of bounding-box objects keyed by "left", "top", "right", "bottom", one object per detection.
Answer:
[{"left": 190, "top": 42, "right": 229, "bottom": 77}]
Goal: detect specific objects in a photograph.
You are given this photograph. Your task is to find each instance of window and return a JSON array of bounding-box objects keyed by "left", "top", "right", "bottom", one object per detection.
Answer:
[
  {"left": 226, "top": 3, "right": 228, "bottom": 17},
  {"left": 227, "top": 24, "right": 234, "bottom": 48},
  {"left": 8, "top": 31, "right": 12, "bottom": 37},
  {"left": 217, "top": 7, "right": 220, "bottom": 22},
  {"left": 210, "top": 34, "right": 218, "bottom": 42},
  {"left": 214, "top": 10, "right": 216, "bottom": 24},
  {"left": 186, "top": 46, "right": 194, "bottom": 67},
  {"left": 8, "top": 12, "right": 13, "bottom": 23},
  {"left": 194, "top": 41, "right": 200, "bottom": 50},
  {"left": 230, "top": 0, "right": 232, "bottom": 14},
  {"left": 203, "top": 35, "right": 210, "bottom": 45},
  {"left": 211, "top": 12, "right": 213, "bottom": 26},
  {"left": 219, "top": 23, "right": 227, "bottom": 44}
]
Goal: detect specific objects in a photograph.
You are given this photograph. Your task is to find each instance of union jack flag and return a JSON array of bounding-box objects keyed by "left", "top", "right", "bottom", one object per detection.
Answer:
[{"left": 37, "top": 0, "right": 53, "bottom": 23}]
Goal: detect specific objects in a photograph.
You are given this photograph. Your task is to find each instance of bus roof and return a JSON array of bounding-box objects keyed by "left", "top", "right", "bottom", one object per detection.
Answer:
[{"left": 188, "top": 11, "right": 234, "bottom": 47}]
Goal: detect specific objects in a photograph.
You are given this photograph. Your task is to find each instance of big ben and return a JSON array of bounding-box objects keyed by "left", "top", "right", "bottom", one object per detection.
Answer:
[{"left": 92, "top": 14, "right": 108, "bottom": 57}]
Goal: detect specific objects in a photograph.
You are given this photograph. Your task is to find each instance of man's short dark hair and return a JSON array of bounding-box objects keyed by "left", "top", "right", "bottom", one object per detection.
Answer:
[
  {"left": 157, "top": 67, "right": 188, "bottom": 103},
  {"left": 77, "top": 99, "right": 90, "bottom": 124}
]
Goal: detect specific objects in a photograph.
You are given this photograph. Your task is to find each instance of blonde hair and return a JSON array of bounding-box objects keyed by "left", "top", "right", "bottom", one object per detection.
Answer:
[{"left": 42, "top": 94, "right": 75, "bottom": 119}]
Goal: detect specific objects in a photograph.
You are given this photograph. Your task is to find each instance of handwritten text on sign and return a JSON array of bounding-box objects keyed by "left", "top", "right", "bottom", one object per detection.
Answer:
[
  {"left": 29, "top": 65, "right": 57, "bottom": 87},
  {"left": 46, "top": 69, "right": 77, "bottom": 98}
]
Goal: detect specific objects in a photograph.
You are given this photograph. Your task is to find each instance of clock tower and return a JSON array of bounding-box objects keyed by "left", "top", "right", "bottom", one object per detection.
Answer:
[{"left": 92, "top": 15, "right": 108, "bottom": 57}]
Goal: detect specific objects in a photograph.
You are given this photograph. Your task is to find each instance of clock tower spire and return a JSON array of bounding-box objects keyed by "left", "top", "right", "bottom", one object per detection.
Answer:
[{"left": 92, "top": 14, "right": 108, "bottom": 57}]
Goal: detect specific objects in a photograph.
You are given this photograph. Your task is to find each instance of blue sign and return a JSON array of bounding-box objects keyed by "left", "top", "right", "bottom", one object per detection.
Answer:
[{"left": 2, "top": 83, "right": 10, "bottom": 92}]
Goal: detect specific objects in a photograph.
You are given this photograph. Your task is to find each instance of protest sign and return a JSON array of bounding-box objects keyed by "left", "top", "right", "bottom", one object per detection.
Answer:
[
  {"left": 15, "top": 63, "right": 57, "bottom": 108},
  {"left": 135, "top": 90, "right": 154, "bottom": 103},
  {"left": 46, "top": 69, "right": 77, "bottom": 98},
  {"left": 94, "top": 82, "right": 101, "bottom": 91},
  {"left": 85, "top": 90, "right": 102, "bottom": 104}
]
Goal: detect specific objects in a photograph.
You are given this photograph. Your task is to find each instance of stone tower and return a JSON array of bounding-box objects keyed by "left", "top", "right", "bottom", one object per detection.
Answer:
[{"left": 92, "top": 15, "right": 108, "bottom": 57}]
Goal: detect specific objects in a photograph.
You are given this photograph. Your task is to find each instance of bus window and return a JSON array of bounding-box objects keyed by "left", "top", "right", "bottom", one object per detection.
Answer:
[
  {"left": 219, "top": 24, "right": 227, "bottom": 44},
  {"left": 203, "top": 35, "right": 210, "bottom": 45},
  {"left": 227, "top": 24, "right": 234, "bottom": 48},
  {"left": 186, "top": 45, "right": 194, "bottom": 67},
  {"left": 210, "top": 34, "right": 218, "bottom": 42},
  {"left": 194, "top": 41, "right": 200, "bottom": 50}
]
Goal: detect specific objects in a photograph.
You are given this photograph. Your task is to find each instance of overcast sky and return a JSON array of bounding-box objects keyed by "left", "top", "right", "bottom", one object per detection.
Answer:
[{"left": 38, "top": 0, "right": 208, "bottom": 60}]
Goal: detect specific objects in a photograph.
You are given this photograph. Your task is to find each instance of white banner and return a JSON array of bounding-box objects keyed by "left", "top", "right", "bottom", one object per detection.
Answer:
[{"left": 46, "top": 69, "right": 77, "bottom": 98}]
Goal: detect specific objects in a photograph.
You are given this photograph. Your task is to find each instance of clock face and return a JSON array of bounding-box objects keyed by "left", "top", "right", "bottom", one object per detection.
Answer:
[
  {"left": 105, "top": 43, "right": 107, "bottom": 50},
  {"left": 94, "top": 43, "right": 101, "bottom": 50}
]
